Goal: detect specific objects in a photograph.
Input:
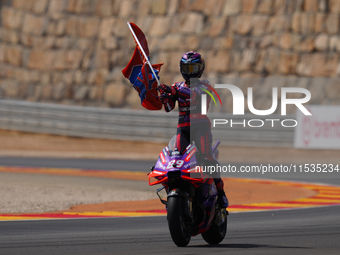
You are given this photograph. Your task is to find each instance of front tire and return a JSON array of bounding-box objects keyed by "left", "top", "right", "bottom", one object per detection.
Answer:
[
  {"left": 167, "top": 196, "right": 191, "bottom": 247},
  {"left": 201, "top": 209, "right": 227, "bottom": 245}
]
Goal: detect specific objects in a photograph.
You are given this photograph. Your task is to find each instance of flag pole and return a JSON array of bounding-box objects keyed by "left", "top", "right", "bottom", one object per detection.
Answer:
[{"left": 127, "top": 22, "right": 161, "bottom": 87}]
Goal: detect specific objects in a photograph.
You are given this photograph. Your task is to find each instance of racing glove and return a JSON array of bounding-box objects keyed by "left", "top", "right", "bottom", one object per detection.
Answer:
[
  {"left": 159, "top": 84, "right": 176, "bottom": 96},
  {"left": 160, "top": 93, "right": 171, "bottom": 105}
]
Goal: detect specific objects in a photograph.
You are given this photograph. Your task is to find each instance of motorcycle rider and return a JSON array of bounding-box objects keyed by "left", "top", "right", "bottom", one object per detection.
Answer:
[{"left": 159, "top": 51, "right": 228, "bottom": 208}]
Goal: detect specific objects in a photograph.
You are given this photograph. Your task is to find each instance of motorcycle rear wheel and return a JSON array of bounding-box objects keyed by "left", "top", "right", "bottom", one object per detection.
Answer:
[
  {"left": 201, "top": 209, "right": 227, "bottom": 245},
  {"left": 167, "top": 196, "right": 191, "bottom": 247}
]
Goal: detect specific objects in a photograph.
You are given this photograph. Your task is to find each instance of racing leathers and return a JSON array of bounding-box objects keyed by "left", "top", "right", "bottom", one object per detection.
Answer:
[{"left": 159, "top": 80, "right": 228, "bottom": 208}]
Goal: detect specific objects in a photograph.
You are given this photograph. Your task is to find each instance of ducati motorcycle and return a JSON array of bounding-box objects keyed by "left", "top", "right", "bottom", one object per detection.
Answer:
[{"left": 148, "top": 136, "right": 228, "bottom": 247}]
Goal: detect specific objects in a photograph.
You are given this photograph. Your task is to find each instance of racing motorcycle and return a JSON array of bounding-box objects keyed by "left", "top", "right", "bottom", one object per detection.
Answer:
[{"left": 148, "top": 136, "right": 228, "bottom": 247}]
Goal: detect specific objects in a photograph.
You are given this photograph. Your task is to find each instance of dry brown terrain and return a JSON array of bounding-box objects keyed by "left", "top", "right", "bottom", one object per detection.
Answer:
[{"left": 0, "top": 130, "right": 338, "bottom": 164}]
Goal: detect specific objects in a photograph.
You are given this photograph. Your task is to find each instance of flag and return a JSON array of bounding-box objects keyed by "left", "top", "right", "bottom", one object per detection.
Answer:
[{"left": 122, "top": 23, "right": 163, "bottom": 111}]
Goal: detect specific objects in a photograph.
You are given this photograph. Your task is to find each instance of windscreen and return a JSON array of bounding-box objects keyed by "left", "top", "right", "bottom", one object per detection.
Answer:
[
  {"left": 168, "top": 136, "right": 177, "bottom": 152},
  {"left": 167, "top": 135, "right": 190, "bottom": 155}
]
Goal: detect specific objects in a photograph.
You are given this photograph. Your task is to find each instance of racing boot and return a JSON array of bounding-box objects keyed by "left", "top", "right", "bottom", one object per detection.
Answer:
[
  {"left": 215, "top": 178, "right": 229, "bottom": 208},
  {"left": 218, "top": 190, "right": 229, "bottom": 208}
]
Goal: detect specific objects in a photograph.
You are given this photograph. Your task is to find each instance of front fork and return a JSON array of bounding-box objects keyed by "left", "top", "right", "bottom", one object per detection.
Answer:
[{"left": 167, "top": 188, "right": 194, "bottom": 224}]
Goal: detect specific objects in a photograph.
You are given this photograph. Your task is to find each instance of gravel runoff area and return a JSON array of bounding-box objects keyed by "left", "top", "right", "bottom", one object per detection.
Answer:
[{"left": 0, "top": 172, "right": 155, "bottom": 214}]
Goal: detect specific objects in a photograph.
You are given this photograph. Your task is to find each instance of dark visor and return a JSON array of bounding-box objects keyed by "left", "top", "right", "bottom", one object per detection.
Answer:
[{"left": 180, "top": 63, "right": 203, "bottom": 74}]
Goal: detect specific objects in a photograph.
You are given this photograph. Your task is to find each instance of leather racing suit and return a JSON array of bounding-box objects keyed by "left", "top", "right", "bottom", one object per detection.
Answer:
[{"left": 161, "top": 80, "right": 226, "bottom": 204}]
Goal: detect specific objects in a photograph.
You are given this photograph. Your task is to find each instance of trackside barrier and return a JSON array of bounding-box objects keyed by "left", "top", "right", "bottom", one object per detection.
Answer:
[{"left": 0, "top": 100, "right": 295, "bottom": 147}]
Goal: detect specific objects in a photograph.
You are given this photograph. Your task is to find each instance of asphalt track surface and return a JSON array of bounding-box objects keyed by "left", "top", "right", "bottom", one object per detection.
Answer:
[{"left": 0, "top": 157, "right": 340, "bottom": 255}]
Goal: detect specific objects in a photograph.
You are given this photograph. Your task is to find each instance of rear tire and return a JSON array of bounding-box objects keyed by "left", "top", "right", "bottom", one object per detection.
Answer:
[
  {"left": 167, "top": 196, "right": 191, "bottom": 247},
  {"left": 201, "top": 209, "right": 227, "bottom": 245}
]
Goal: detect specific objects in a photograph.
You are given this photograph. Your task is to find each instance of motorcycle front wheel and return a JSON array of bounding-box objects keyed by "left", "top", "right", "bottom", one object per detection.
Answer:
[{"left": 167, "top": 196, "right": 191, "bottom": 247}]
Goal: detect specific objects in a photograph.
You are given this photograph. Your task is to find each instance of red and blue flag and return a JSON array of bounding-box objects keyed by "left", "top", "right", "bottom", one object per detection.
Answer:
[{"left": 122, "top": 23, "right": 163, "bottom": 110}]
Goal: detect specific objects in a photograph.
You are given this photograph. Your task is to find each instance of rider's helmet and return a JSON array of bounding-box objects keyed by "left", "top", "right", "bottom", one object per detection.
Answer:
[{"left": 180, "top": 51, "right": 205, "bottom": 82}]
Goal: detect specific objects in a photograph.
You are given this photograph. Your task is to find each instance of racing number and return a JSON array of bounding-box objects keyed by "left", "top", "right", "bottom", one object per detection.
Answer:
[{"left": 167, "top": 160, "right": 184, "bottom": 169}]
